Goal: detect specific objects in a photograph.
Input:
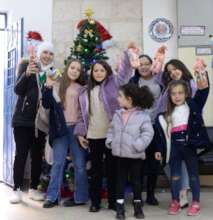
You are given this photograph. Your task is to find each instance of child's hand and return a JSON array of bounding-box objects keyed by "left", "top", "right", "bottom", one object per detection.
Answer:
[
  {"left": 127, "top": 42, "right": 140, "bottom": 68},
  {"left": 196, "top": 71, "right": 209, "bottom": 90},
  {"left": 151, "top": 45, "right": 167, "bottom": 74},
  {"left": 78, "top": 136, "right": 89, "bottom": 149},
  {"left": 155, "top": 152, "right": 162, "bottom": 161},
  {"left": 193, "top": 57, "right": 207, "bottom": 74}
]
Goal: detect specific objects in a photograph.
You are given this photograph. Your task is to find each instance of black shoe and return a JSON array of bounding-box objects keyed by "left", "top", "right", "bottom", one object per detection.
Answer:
[
  {"left": 146, "top": 195, "right": 159, "bottom": 206},
  {"left": 43, "top": 199, "right": 58, "bottom": 208},
  {"left": 89, "top": 205, "right": 100, "bottom": 212},
  {"left": 108, "top": 203, "right": 116, "bottom": 211},
  {"left": 133, "top": 202, "right": 145, "bottom": 219},
  {"left": 63, "top": 198, "right": 86, "bottom": 207},
  {"left": 116, "top": 203, "right": 125, "bottom": 219},
  {"left": 181, "top": 202, "right": 189, "bottom": 209}
]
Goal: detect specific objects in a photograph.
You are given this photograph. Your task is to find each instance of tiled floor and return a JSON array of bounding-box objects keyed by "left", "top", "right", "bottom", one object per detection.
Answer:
[{"left": 0, "top": 182, "right": 212, "bottom": 220}]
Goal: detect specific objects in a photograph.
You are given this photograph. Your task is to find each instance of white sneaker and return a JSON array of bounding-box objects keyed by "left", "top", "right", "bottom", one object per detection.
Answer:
[
  {"left": 28, "top": 189, "right": 45, "bottom": 201},
  {"left": 10, "top": 189, "right": 22, "bottom": 204}
]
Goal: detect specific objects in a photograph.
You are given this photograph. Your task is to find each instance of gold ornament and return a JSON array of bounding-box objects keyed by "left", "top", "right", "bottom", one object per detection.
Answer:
[
  {"left": 84, "top": 29, "right": 94, "bottom": 38},
  {"left": 76, "top": 45, "right": 83, "bottom": 52},
  {"left": 89, "top": 19, "right": 95, "bottom": 25},
  {"left": 85, "top": 7, "right": 94, "bottom": 19}
]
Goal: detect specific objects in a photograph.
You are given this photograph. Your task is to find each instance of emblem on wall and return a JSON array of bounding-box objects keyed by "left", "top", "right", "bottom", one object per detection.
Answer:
[{"left": 149, "top": 18, "right": 174, "bottom": 42}]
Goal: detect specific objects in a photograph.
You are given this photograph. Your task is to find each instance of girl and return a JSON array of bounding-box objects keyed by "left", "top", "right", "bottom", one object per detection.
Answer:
[
  {"left": 106, "top": 83, "right": 154, "bottom": 219},
  {"left": 10, "top": 42, "right": 54, "bottom": 204},
  {"left": 42, "top": 59, "right": 88, "bottom": 208},
  {"left": 157, "top": 59, "right": 197, "bottom": 208},
  {"left": 158, "top": 59, "right": 197, "bottom": 114},
  {"left": 129, "top": 54, "right": 163, "bottom": 205},
  {"left": 74, "top": 54, "right": 133, "bottom": 212},
  {"left": 155, "top": 76, "right": 210, "bottom": 216}
]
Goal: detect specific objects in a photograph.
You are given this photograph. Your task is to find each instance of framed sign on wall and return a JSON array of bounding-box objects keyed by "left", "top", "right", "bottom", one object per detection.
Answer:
[{"left": 149, "top": 17, "right": 174, "bottom": 42}]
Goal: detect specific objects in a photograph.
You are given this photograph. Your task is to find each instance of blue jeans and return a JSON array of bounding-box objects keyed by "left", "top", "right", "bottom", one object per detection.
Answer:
[
  {"left": 169, "top": 131, "right": 200, "bottom": 202},
  {"left": 164, "top": 161, "right": 189, "bottom": 190},
  {"left": 47, "top": 125, "right": 88, "bottom": 203}
]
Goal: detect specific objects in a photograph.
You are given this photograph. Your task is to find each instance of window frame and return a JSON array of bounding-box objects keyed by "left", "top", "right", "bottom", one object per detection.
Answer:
[{"left": 0, "top": 12, "right": 7, "bottom": 31}]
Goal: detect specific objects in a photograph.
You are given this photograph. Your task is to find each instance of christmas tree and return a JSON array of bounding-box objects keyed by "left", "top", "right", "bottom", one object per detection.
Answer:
[{"left": 65, "top": 8, "right": 111, "bottom": 75}]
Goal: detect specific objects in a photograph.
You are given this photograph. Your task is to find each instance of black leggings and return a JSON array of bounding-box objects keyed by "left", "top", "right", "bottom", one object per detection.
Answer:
[
  {"left": 88, "top": 138, "right": 116, "bottom": 207},
  {"left": 13, "top": 127, "right": 45, "bottom": 190},
  {"left": 116, "top": 157, "right": 142, "bottom": 201}
]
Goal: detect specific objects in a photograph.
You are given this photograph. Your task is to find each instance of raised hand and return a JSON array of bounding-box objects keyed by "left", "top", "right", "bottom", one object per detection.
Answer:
[
  {"left": 26, "top": 60, "right": 40, "bottom": 76},
  {"left": 127, "top": 42, "right": 140, "bottom": 68},
  {"left": 196, "top": 71, "right": 209, "bottom": 90},
  {"left": 193, "top": 57, "right": 207, "bottom": 75},
  {"left": 26, "top": 45, "right": 40, "bottom": 76},
  {"left": 151, "top": 45, "right": 167, "bottom": 74},
  {"left": 193, "top": 57, "right": 209, "bottom": 89}
]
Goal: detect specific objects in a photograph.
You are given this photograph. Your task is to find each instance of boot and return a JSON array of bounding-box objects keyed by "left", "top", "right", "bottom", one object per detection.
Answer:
[
  {"left": 146, "top": 191, "right": 159, "bottom": 205},
  {"left": 146, "top": 175, "right": 159, "bottom": 206},
  {"left": 116, "top": 202, "right": 125, "bottom": 220},
  {"left": 133, "top": 202, "right": 145, "bottom": 219}
]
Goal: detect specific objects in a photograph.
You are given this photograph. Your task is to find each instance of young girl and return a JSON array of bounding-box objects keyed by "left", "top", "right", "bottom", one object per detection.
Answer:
[
  {"left": 156, "top": 59, "right": 198, "bottom": 208},
  {"left": 74, "top": 55, "right": 133, "bottom": 212},
  {"left": 158, "top": 59, "right": 197, "bottom": 114},
  {"left": 10, "top": 41, "right": 54, "bottom": 204},
  {"left": 129, "top": 54, "right": 163, "bottom": 205},
  {"left": 106, "top": 83, "right": 154, "bottom": 219},
  {"left": 42, "top": 59, "right": 88, "bottom": 208},
  {"left": 155, "top": 75, "right": 210, "bottom": 216}
]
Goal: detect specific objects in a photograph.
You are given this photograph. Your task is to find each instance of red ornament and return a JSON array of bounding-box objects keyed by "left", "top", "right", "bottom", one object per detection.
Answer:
[
  {"left": 77, "top": 20, "right": 112, "bottom": 42},
  {"left": 95, "top": 48, "right": 101, "bottom": 52}
]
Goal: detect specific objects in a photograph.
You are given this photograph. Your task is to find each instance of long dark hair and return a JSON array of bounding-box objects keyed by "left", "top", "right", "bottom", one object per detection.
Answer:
[
  {"left": 165, "top": 80, "right": 190, "bottom": 127},
  {"left": 88, "top": 60, "right": 113, "bottom": 114},
  {"left": 163, "top": 59, "right": 193, "bottom": 88},
  {"left": 119, "top": 83, "right": 154, "bottom": 109},
  {"left": 59, "top": 58, "right": 85, "bottom": 106}
]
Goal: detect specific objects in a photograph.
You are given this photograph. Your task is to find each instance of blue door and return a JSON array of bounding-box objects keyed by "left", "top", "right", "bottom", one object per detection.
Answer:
[{"left": 3, "top": 18, "right": 24, "bottom": 185}]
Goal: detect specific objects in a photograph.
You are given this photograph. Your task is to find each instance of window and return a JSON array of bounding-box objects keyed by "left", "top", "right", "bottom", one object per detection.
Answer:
[{"left": 0, "top": 13, "right": 7, "bottom": 30}]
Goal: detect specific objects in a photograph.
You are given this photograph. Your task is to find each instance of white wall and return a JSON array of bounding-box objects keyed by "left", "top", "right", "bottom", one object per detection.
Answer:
[
  {"left": 0, "top": 0, "right": 53, "bottom": 41},
  {"left": 143, "top": 0, "right": 177, "bottom": 60}
]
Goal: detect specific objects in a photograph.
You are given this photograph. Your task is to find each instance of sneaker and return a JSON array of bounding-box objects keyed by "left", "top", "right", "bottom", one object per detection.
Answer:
[
  {"left": 146, "top": 195, "right": 159, "bottom": 206},
  {"left": 10, "top": 189, "right": 22, "bottom": 204},
  {"left": 168, "top": 200, "right": 181, "bottom": 215},
  {"left": 28, "top": 189, "right": 45, "bottom": 201},
  {"left": 62, "top": 198, "right": 86, "bottom": 207},
  {"left": 187, "top": 201, "right": 200, "bottom": 216},
  {"left": 43, "top": 199, "right": 58, "bottom": 208}
]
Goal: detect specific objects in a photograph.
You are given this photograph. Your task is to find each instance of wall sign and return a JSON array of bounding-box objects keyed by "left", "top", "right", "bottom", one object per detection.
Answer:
[
  {"left": 180, "top": 25, "right": 205, "bottom": 36},
  {"left": 149, "top": 18, "right": 174, "bottom": 42},
  {"left": 196, "top": 46, "right": 212, "bottom": 55}
]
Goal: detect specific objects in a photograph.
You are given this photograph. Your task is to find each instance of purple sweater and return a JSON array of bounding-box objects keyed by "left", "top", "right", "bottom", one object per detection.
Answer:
[{"left": 74, "top": 51, "right": 133, "bottom": 137}]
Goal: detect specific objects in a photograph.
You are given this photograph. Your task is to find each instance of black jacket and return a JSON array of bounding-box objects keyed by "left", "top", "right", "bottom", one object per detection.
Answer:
[
  {"left": 155, "top": 88, "right": 212, "bottom": 166},
  {"left": 42, "top": 86, "right": 68, "bottom": 146},
  {"left": 12, "top": 61, "right": 39, "bottom": 127}
]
